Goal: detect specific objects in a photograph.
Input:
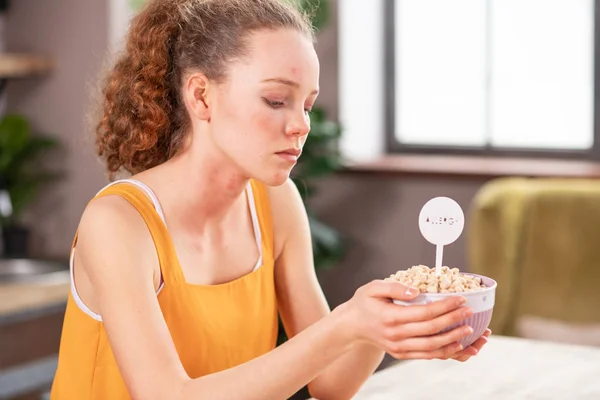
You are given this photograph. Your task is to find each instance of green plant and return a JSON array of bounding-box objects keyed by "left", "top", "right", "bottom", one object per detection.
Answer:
[
  {"left": 0, "top": 114, "right": 60, "bottom": 227},
  {"left": 292, "top": 108, "right": 344, "bottom": 271},
  {"left": 128, "top": 0, "right": 146, "bottom": 12},
  {"left": 292, "top": 0, "right": 331, "bottom": 31}
]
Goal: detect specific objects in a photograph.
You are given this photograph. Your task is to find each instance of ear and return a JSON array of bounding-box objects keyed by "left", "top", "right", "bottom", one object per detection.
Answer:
[{"left": 184, "top": 73, "right": 212, "bottom": 121}]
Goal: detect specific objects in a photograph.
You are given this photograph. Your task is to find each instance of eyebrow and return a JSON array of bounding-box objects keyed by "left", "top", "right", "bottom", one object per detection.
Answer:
[{"left": 262, "top": 78, "right": 319, "bottom": 96}]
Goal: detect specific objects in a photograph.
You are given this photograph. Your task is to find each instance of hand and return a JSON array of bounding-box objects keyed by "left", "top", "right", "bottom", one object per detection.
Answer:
[
  {"left": 446, "top": 329, "right": 491, "bottom": 362},
  {"left": 337, "top": 280, "right": 474, "bottom": 360}
]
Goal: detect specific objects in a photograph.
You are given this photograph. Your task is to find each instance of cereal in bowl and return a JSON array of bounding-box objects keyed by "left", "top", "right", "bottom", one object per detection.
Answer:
[{"left": 385, "top": 265, "right": 486, "bottom": 294}]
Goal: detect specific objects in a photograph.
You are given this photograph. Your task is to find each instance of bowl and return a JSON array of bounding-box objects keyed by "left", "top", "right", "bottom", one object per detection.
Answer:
[{"left": 393, "top": 273, "right": 497, "bottom": 348}]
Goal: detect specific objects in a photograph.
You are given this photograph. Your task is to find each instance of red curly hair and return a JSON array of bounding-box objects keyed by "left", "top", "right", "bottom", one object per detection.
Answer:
[{"left": 95, "top": 0, "right": 314, "bottom": 179}]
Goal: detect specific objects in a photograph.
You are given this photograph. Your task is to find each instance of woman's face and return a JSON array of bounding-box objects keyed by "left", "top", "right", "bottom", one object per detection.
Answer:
[{"left": 208, "top": 28, "right": 320, "bottom": 186}]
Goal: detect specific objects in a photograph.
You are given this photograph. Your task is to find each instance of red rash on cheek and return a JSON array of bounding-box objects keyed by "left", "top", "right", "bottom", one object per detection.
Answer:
[{"left": 254, "top": 112, "right": 275, "bottom": 133}]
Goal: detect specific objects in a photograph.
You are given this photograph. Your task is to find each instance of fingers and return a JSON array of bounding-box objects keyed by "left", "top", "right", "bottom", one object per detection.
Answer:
[
  {"left": 470, "top": 334, "right": 489, "bottom": 352},
  {"left": 458, "top": 329, "right": 490, "bottom": 357},
  {"left": 384, "top": 321, "right": 492, "bottom": 362},
  {"left": 366, "top": 280, "right": 419, "bottom": 301},
  {"left": 450, "top": 346, "right": 478, "bottom": 362},
  {"left": 451, "top": 332, "right": 491, "bottom": 362},
  {"left": 386, "top": 324, "right": 473, "bottom": 357},
  {"left": 390, "top": 341, "right": 463, "bottom": 360},
  {"left": 383, "top": 296, "right": 467, "bottom": 326},
  {"left": 392, "top": 306, "right": 473, "bottom": 338}
]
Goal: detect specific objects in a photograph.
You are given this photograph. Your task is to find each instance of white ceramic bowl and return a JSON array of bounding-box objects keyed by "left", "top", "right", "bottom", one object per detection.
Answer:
[{"left": 393, "top": 274, "right": 497, "bottom": 348}]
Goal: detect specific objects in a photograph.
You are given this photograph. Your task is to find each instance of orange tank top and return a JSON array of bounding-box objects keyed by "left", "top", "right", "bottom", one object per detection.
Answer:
[{"left": 50, "top": 179, "right": 279, "bottom": 400}]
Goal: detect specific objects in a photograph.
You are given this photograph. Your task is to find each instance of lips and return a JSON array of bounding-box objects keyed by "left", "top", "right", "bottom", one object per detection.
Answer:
[
  {"left": 276, "top": 148, "right": 302, "bottom": 162},
  {"left": 277, "top": 148, "right": 302, "bottom": 157}
]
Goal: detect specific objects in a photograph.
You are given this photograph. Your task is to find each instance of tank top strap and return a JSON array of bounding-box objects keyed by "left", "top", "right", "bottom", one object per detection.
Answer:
[
  {"left": 248, "top": 179, "right": 274, "bottom": 263},
  {"left": 72, "top": 181, "right": 181, "bottom": 285}
]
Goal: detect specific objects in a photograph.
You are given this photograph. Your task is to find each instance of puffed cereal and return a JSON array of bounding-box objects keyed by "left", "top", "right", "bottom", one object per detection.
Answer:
[{"left": 384, "top": 265, "right": 485, "bottom": 293}]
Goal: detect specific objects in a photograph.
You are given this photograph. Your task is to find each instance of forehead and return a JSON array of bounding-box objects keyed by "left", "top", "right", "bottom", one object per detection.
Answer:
[{"left": 235, "top": 29, "right": 320, "bottom": 87}]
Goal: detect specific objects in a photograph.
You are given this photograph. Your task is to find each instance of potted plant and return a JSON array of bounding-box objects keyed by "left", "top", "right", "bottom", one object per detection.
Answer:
[{"left": 0, "top": 114, "right": 60, "bottom": 257}]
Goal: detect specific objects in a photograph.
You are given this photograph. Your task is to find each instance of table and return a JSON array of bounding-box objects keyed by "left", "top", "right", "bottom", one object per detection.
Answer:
[{"left": 348, "top": 335, "right": 600, "bottom": 399}]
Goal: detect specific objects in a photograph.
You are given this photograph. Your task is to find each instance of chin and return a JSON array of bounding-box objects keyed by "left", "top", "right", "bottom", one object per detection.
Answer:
[{"left": 253, "top": 168, "right": 292, "bottom": 187}]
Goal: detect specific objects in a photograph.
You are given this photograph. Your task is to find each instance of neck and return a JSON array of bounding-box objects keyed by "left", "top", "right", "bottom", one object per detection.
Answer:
[{"left": 146, "top": 139, "right": 251, "bottom": 232}]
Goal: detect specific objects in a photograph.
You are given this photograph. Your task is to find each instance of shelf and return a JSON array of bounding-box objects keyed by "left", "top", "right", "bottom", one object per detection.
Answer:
[
  {"left": 0, "top": 53, "right": 54, "bottom": 79},
  {"left": 343, "top": 154, "right": 600, "bottom": 180}
]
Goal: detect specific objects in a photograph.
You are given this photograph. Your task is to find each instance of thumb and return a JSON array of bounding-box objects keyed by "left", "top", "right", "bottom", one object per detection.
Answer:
[{"left": 368, "top": 280, "right": 419, "bottom": 301}]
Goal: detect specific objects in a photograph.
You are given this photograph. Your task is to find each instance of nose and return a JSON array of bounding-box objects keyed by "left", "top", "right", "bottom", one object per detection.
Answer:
[{"left": 285, "top": 109, "right": 311, "bottom": 137}]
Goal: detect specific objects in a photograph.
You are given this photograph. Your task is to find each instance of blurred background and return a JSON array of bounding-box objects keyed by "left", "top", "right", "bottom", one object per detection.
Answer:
[{"left": 1, "top": 0, "right": 600, "bottom": 399}]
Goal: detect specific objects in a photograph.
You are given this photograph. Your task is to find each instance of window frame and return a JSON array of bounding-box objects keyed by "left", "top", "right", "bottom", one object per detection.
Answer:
[{"left": 384, "top": 0, "right": 600, "bottom": 160}]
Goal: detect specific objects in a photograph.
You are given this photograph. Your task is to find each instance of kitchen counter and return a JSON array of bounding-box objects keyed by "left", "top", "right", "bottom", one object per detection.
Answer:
[
  {"left": 0, "top": 277, "right": 69, "bottom": 395},
  {"left": 0, "top": 260, "right": 69, "bottom": 397},
  {"left": 0, "top": 280, "right": 69, "bottom": 325}
]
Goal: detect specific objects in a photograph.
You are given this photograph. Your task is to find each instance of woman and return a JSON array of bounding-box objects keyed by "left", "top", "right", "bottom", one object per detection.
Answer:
[{"left": 51, "top": 0, "right": 489, "bottom": 399}]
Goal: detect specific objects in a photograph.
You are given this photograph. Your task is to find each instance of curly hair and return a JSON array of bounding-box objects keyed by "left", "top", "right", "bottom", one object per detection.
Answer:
[{"left": 95, "top": 0, "right": 314, "bottom": 179}]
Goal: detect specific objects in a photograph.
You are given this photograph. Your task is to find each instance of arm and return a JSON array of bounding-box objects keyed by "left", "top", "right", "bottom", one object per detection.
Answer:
[
  {"left": 77, "top": 196, "right": 354, "bottom": 400},
  {"left": 270, "top": 179, "right": 385, "bottom": 400}
]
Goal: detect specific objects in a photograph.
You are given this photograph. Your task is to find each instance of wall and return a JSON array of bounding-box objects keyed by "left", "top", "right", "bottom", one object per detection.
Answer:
[{"left": 5, "top": 0, "right": 110, "bottom": 257}]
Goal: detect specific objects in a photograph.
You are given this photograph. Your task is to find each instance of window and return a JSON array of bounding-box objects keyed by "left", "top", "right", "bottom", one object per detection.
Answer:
[{"left": 386, "top": 0, "right": 597, "bottom": 157}]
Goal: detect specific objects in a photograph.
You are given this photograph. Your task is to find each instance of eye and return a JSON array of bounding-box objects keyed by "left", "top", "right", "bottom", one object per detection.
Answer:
[{"left": 263, "top": 98, "right": 285, "bottom": 108}]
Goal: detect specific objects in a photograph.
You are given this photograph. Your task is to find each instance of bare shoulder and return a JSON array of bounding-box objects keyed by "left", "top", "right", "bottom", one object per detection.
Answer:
[
  {"left": 266, "top": 178, "right": 308, "bottom": 232},
  {"left": 266, "top": 179, "right": 310, "bottom": 259},
  {"left": 78, "top": 194, "right": 148, "bottom": 247},
  {"left": 266, "top": 178, "right": 305, "bottom": 209},
  {"left": 76, "top": 194, "right": 157, "bottom": 286}
]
